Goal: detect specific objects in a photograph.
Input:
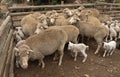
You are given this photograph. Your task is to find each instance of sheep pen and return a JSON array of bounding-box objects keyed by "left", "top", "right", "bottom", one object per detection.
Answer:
[{"left": 0, "top": 3, "right": 120, "bottom": 77}]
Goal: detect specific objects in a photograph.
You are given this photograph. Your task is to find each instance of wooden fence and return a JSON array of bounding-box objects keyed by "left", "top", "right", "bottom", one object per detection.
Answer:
[
  {"left": 0, "top": 2, "right": 120, "bottom": 77},
  {"left": 0, "top": 15, "right": 14, "bottom": 77}
]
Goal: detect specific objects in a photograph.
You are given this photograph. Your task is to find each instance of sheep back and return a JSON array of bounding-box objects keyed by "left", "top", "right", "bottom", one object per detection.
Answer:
[{"left": 25, "top": 28, "right": 68, "bottom": 56}]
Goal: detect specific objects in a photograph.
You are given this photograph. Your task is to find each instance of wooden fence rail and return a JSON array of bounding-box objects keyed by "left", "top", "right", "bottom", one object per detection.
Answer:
[
  {"left": 0, "top": 2, "right": 120, "bottom": 77},
  {"left": 8, "top": 2, "right": 120, "bottom": 21},
  {"left": 0, "top": 15, "right": 14, "bottom": 77}
]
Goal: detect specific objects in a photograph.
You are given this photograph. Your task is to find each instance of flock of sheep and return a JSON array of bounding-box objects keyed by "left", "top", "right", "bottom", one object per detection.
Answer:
[{"left": 13, "top": 5, "right": 120, "bottom": 69}]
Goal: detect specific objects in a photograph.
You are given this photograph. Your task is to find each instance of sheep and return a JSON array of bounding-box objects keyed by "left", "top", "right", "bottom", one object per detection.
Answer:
[
  {"left": 13, "top": 27, "right": 25, "bottom": 42},
  {"left": 63, "top": 8, "right": 74, "bottom": 18},
  {"left": 97, "top": 14, "right": 111, "bottom": 23},
  {"left": 103, "top": 41, "right": 116, "bottom": 57},
  {"left": 68, "top": 42, "right": 89, "bottom": 62},
  {"left": 109, "top": 25, "right": 117, "bottom": 41},
  {"left": 21, "top": 13, "right": 48, "bottom": 37},
  {"left": 112, "top": 21, "right": 120, "bottom": 39},
  {"left": 35, "top": 25, "right": 79, "bottom": 43},
  {"left": 79, "top": 10, "right": 101, "bottom": 26},
  {"left": 51, "top": 14, "right": 70, "bottom": 26},
  {"left": 69, "top": 15, "right": 109, "bottom": 55},
  {"left": 14, "top": 28, "right": 67, "bottom": 69}
]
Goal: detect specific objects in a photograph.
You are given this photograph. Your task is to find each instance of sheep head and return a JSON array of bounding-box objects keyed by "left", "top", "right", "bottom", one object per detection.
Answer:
[
  {"left": 37, "top": 14, "right": 48, "bottom": 25},
  {"left": 14, "top": 44, "right": 33, "bottom": 69},
  {"left": 63, "top": 8, "right": 73, "bottom": 17},
  {"left": 34, "top": 23, "right": 48, "bottom": 34},
  {"left": 69, "top": 15, "right": 80, "bottom": 24}
]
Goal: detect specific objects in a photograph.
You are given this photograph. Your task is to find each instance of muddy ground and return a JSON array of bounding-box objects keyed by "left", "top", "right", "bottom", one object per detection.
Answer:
[{"left": 14, "top": 39, "right": 120, "bottom": 77}]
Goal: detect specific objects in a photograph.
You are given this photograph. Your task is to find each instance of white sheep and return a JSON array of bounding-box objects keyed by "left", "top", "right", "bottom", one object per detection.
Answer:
[
  {"left": 13, "top": 27, "right": 25, "bottom": 42},
  {"left": 109, "top": 25, "right": 117, "bottom": 41},
  {"left": 68, "top": 42, "right": 89, "bottom": 62},
  {"left": 103, "top": 41, "right": 116, "bottom": 57}
]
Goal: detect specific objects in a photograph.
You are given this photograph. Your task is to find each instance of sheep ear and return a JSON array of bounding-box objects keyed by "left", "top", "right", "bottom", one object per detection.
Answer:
[
  {"left": 14, "top": 47, "right": 19, "bottom": 56},
  {"left": 14, "top": 47, "right": 19, "bottom": 52},
  {"left": 77, "top": 17, "right": 80, "bottom": 21},
  {"left": 29, "top": 50, "right": 33, "bottom": 53},
  {"left": 69, "top": 42, "right": 72, "bottom": 45}
]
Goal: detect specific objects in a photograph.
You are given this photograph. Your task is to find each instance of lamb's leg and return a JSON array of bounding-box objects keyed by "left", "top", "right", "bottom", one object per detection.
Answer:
[
  {"left": 94, "top": 43, "right": 102, "bottom": 54},
  {"left": 103, "top": 50, "right": 107, "bottom": 57},
  {"left": 110, "top": 49, "right": 114, "bottom": 56},
  {"left": 81, "top": 50, "right": 87, "bottom": 62},
  {"left": 107, "top": 50, "right": 111, "bottom": 56},
  {"left": 74, "top": 51, "right": 78, "bottom": 61}
]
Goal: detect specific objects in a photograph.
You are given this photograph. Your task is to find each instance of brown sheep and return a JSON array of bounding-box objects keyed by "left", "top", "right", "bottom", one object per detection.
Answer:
[
  {"left": 98, "top": 14, "right": 112, "bottom": 23},
  {"left": 14, "top": 28, "right": 67, "bottom": 69},
  {"left": 69, "top": 15, "right": 109, "bottom": 54},
  {"left": 52, "top": 14, "right": 70, "bottom": 26},
  {"left": 21, "top": 13, "right": 48, "bottom": 37},
  {"left": 35, "top": 25, "right": 79, "bottom": 43},
  {"left": 79, "top": 10, "right": 101, "bottom": 26},
  {"left": 49, "top": 25, "right": 79, "bottom": 43}
]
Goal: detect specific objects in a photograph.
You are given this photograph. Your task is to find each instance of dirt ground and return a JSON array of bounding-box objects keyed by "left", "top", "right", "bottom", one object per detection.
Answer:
[{"left": 14, "top": 39, "right": 120, "bottom": 77}]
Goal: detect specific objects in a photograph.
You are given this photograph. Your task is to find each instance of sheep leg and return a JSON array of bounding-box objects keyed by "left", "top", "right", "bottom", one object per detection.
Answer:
[
  {"left": 94, "top": 43, "right": 102, "bottom": 54},
  {"left": 74, "top": 51, "right": 78, "bottom": 61},
  {"left": 105, "top": 35, "right": 108, "bottom": 42},
  {"left": 15, "top": 60, "right": 20, "bottom": 68},
  {"left": 38, "top": 54, "right": 45, "bottom": 68},
  {"left": 71, "top": 51, "right": 74, "bottom": 58},
  {"left": 58, "top": 45, "right": 64, "bottom": 66},
  {"left": 118, "top": 32, "right": 120, "bottom": 38},
  {"left": 58, "top": 51, "right": 64, "bottom": 66},
  {"left": 103, "top": 50, "right": 107, "bottom": 57},
  {"left": 110, "top": 35, "right": 113, "bottom": 41},
  {"left": 39, "top": 59, "right": 45, "bottom": 68},
  {"left": 107, "top": 50, "right": 111, "bottom": 56},
  {"left": 81, "top": 50, "right": 87, "bottom": 62},
  {"left": 110, "top": 49, "right": 114, "bottom": 56},
  {"left": 53, "top": 52, "right": 59, "bottom": 61},
  {"left": 73, "top": 38, "right": 78, "bottom": 44},
  {"left": 81, "top": 35, "right": 84, "bottom": 43}
]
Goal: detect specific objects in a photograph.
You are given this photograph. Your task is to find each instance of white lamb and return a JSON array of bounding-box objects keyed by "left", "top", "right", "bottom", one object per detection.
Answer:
[
  {"left": 13, "top": 27, "right": 25, "bottom": 42},
  {"left": 68, "top": 42, "right": 89, "bottom": 62},
  {"left": 109, "top": 26, "right": 117, "bottom": 41},
  {"left": 103, "top": 41, "right": 116, "bottom": 57}
]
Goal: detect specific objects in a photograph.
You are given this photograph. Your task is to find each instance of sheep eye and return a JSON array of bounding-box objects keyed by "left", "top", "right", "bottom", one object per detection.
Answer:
[
  {"left": 26, "top": 51, "right": 29, "bottom": 55},
  {"left": 40, "top": 27, "right": 43, "bottom": 29}
]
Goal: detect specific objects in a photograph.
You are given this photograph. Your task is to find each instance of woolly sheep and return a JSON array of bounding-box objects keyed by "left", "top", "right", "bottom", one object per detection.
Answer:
[
  {"left": 79, "top": 10, "right": 101, "bottom": 26},
  {"left": 69, "top": 15, "right": 109, "bottom": 55},
  {"left": 13, "top": 27, "right": 24, "bottom": 42},
  {"left": 109, "top": 25, "right": 117, "bottom": 41},
  {"left": 103, "top": 41, "right": 116, "bottom": 57},
  {"left": 68, "top": 42, "right": 89, "bottom": 62},
  {"left": 21, "top": 13, "right": 48, "bottom": 37},
  {"left": 35, "top": 25, "right": 79, "bottom": 43},
  {"left": 14, "top": 28, "right": 67, "bottom": 69},
  {"left": 51, "top": 14, "right": 70, "bottom": 26}
]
